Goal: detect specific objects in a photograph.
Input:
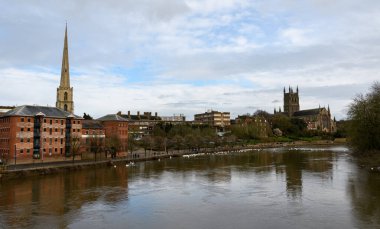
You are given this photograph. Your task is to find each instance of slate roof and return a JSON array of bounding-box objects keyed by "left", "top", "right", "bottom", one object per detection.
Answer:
[
  {"left": 82, "top": 120, "right": 104, "bottom": 129},
  {"left": 97, "top": 114, "right": 128, "bottom": 122},
  {"left": 293, "top": 108, "right": 321, "bottom": 117},
  {"left": 1, "top": 105, "right": 82, "bottom": 119}
]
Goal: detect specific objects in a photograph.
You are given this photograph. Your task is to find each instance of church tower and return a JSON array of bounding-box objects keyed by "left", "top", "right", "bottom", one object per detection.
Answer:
[
  {"left": 56, "top": 24, "right": 74, "bottom": 113},
  {"left": 283, "top": 86, "right": 300, "bottom": 117}
]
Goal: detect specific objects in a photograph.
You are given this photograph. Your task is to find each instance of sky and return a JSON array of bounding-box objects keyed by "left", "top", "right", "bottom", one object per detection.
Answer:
[{"left": 1, "top": 0, "right": 379, "bottom": 120}]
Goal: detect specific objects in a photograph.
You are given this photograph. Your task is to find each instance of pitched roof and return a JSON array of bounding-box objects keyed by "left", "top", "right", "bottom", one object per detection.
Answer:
[
  {"left": 97, "top": 114, "right": 128, "bottom": 122},
  {"left": 82, "top": 120, "right": 104, "bottom": 129},
  {"left": 1, "top": 105, "right": 82, "bottom": 119},
  {"left": 293, "top": 108, "right": 321, "bottom": 117}
]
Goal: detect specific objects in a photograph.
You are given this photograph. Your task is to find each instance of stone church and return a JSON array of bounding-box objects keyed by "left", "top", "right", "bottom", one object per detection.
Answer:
[
  {"left": 274, "top": 86, "right": 336, "bottom": 133},
  {"left": 56, "top": 24, "right": 74, "bottom": 113}
]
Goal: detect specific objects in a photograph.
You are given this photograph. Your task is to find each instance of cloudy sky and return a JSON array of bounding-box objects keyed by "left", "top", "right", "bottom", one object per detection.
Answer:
[{"left": 1, "top": 0, "right": 379, "bottom": 120}]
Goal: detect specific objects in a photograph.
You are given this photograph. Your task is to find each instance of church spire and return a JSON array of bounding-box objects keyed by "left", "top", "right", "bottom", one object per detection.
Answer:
[
  {"left": 60, "top": 23, "right": 70, "bottom": 88},
  {"left": 56, "top": 23, "right": 74, "bottom": 113}
]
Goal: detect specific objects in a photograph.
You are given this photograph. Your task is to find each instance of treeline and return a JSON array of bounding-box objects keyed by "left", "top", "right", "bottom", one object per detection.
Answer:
[
  {"left": 348, "top": 82, "right": 380, "bottom": 154},
  {"left": 129, "top": 123, "right": 237, "bottom": 154}
]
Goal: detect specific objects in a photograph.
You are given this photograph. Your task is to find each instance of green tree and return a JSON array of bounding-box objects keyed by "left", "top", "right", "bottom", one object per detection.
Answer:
[{"left": 348, "top": 82, "right": 380, "bottom": 153}]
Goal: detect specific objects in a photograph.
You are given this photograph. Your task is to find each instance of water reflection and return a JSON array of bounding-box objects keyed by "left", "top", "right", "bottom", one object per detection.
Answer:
[
  {"left": 0, "top": 146, "right": 379, "bottom": 229},
  {"left": 0, "top": 167, "right": 129, "bottom": 228},
  {"left": 348, "top": 164, "right": 380, "bottom": 227}
]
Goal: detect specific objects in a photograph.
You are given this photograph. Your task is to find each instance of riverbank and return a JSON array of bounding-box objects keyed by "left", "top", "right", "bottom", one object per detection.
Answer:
[{"left": 0, "top": 140, "right": 344, "bottom": 182}]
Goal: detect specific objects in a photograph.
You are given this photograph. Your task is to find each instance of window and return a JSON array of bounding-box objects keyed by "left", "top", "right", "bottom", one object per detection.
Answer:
[
  {"left": 73, "top": 121, "right": 76, "bottom": 124},
  {"left": 60, "top": 138, "right": 63, "bottom": 144},
  {"left": 49, "top": 129, "right": 52, "bottom": 135},
  {"left": 64, "top": 104, "right": 68, "bottom": 111},
  {"left": 78, "top": 121, "right": 81, "bottom": 124},
  {"left": 55, "top": 128, "right": 58, "bottom": 132},
  {"left": 49, "top": 138, "right": 52, "bottom": 145},
  {"left": 64, "top": 92, "right": 68, "bottom": 101},
  {"left": 27, "top": 128, "right": 30, "bottom": 131},
  {"left": 61, "top": 120, "right": 64, "bottom": 125},
  {"left": 21, "top": 128, "right": 24, "bottom": 132},
  {"left": 27, "top": 138, "right": 30, "bottom": 143},
  {"left": 55, "top": 148, "right": 57, "bottom": 153},
  {"left": 50, "top": 120, "right": 52, "bottom": 125},
  {"left": 26, "top": 149, "right": 30, "bottom": 153},
  {"left": 61, "top": 129, "right": 63, "bottom": 135},
  {"left": 55, "top": 120, "right": 58, "bottom": 123},
  {"left": 60, "top": 148, "right": 63, "bottom": 155},
  {"left": 73, "top": 129, "right": 75, "bottom": 132},
  {"left": 20, "top": 149, "right": 23, "bottom": 154},
  {"left": 44, "top": 119, "right": 47, "bottom": 123},
  {"left": 44, "top": 128, "right": 46, "bottom": 132},
  {"left": 55, "top": 138, "right": 58, "bottom": 143},
  {"left": 21, "top": 138, "right": 24, "bottom": 143},
  {"left": 27, "top": 118, "right": 30, "bottom": 122},
  {"left": 21, "top": 118, "right": 24, "bottom": 122}
]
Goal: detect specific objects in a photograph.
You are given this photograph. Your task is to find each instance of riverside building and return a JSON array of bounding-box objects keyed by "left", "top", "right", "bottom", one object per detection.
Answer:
[{"left": 0, "top": 105, "right": 82, "bottom": 162}]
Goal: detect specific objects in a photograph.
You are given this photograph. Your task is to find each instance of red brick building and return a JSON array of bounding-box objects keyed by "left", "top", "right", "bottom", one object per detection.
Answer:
[
  {"left": 97, "top": 114, "right": 129, "bottom": 153},
  {"left": 0, "top": 105, "right": 82, "bottom": 163}
]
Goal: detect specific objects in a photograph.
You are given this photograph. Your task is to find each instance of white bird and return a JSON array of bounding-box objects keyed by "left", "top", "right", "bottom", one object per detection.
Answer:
[
  {"left": 113, "top": 165, "right": 117, "bottom": 168},
  {"left": 126, "top": 164, "right": 129, "bottom": 167}
]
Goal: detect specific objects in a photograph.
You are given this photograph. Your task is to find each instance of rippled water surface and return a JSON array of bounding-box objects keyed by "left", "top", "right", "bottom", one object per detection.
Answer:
[{"left": 1, "top": 146, "right": 380, "bottom": 229}]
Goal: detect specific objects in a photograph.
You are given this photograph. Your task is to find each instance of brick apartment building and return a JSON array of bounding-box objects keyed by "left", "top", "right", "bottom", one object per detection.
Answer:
[{"left": 0, "top": 105, "right": 82, "bottom": 163}]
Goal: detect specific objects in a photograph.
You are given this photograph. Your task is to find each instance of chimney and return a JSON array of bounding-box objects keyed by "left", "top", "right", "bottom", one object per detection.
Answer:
[
  {"left": 137, "top": 111, "right": 140, "bottom": 119},
  {"left": 155, "top": 112, "right": 157, "bottom": 117},
  {"left": 128, "top": 111, "right": 131, "bottom": 118},
  {"left": 117, "top": 111, "right": 121, "bottom": 116}
]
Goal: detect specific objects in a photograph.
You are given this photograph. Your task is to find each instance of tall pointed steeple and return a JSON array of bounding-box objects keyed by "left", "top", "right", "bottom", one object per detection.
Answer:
[
  {"left": 56, "top": 23, "right": 74, "bottom": 113},
  {"left": 60, "top": 23, "right": 70, "bottom": 88}
]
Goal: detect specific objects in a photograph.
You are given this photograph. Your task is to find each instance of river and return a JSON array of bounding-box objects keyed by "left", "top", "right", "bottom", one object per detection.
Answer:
[{"left": 0, "top": 145, "right": 379, "bottom": 229}]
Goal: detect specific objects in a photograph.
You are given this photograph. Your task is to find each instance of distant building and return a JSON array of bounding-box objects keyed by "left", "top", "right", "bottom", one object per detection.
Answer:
[
  {"left": 0, "top": 105, "right": 82, "bottom": 162},
  {"left": 234, "top": 115, "right": 270, "bottom": 138},
  {"left": 194, "top": 110, "right": 230, "bottom": 129},
  {"left": 161, "top": 114, "right": 186, "bottom": 122},
  {"left": 56, "top": 24, "right": 74, "bottom": 113},
  {"left": 274, "top": 86, "right": 336, "bottom": 133}
]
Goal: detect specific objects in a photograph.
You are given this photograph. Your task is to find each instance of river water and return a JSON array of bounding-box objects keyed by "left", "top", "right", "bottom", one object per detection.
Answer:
[{"left": 1, "top": 146, "right": 380, "bottom": 229}]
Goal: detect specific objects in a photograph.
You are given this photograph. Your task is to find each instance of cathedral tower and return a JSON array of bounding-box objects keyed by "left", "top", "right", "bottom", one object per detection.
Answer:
[
  {"left": 56, "top": 24, "right": 74, "bottom": 113},
  {"left": 283, "top": 86, "right": 300, "bottom": 117}
]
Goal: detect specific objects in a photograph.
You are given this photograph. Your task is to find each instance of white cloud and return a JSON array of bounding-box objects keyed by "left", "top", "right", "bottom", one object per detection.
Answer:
[{"left": 1, "top": 0, "right": 380, "bottom": 121}]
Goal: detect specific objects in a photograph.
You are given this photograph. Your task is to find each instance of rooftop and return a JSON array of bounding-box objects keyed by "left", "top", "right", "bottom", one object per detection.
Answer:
[
  {"left": 1, "top": 105, "right": 82, "bottom": 119},
  {"left": 97, "top": 114, "right": 128, "bottom": 122}
]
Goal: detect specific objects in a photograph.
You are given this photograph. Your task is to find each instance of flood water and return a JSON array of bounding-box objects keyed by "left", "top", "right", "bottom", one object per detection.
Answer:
[{"left": 1, "top": 146, "right": 380, "bottom": 229}]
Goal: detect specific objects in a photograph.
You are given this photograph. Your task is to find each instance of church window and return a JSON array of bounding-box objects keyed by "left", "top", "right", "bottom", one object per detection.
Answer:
[
  {"left": 64, "top": 104, "right": 68, "bottom": 111},
  {"left": 64, "top": 92, "right": 68, "bottom": 101}
]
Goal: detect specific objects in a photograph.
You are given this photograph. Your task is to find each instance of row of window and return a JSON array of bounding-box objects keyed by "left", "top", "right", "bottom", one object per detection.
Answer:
[
  {"left": 20, "top": 127, "right": 81, "bottom": 134},
  {"left": 84, "top": 130, "right": 104, "bottom": 135},
  {"left": 20, "top": 117, "right": 82, "bottom": 125},
  {"left": 18, "top": 148, "right": 64, "bottom": 154},
  {"left": 0, "top": 118, "right": 10, "bottom": 123},
  {"left": 0, "top": 149, "right": 9, "bottom": 154},
  {"left": 19, "top": 137, "right": 65, "bottom": 145},
  {"left": 0, "top": 128, "right": 10, "bottom": 133},
  {"left": 0, "top": 138, "right": 9, "bottom": 144}
]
